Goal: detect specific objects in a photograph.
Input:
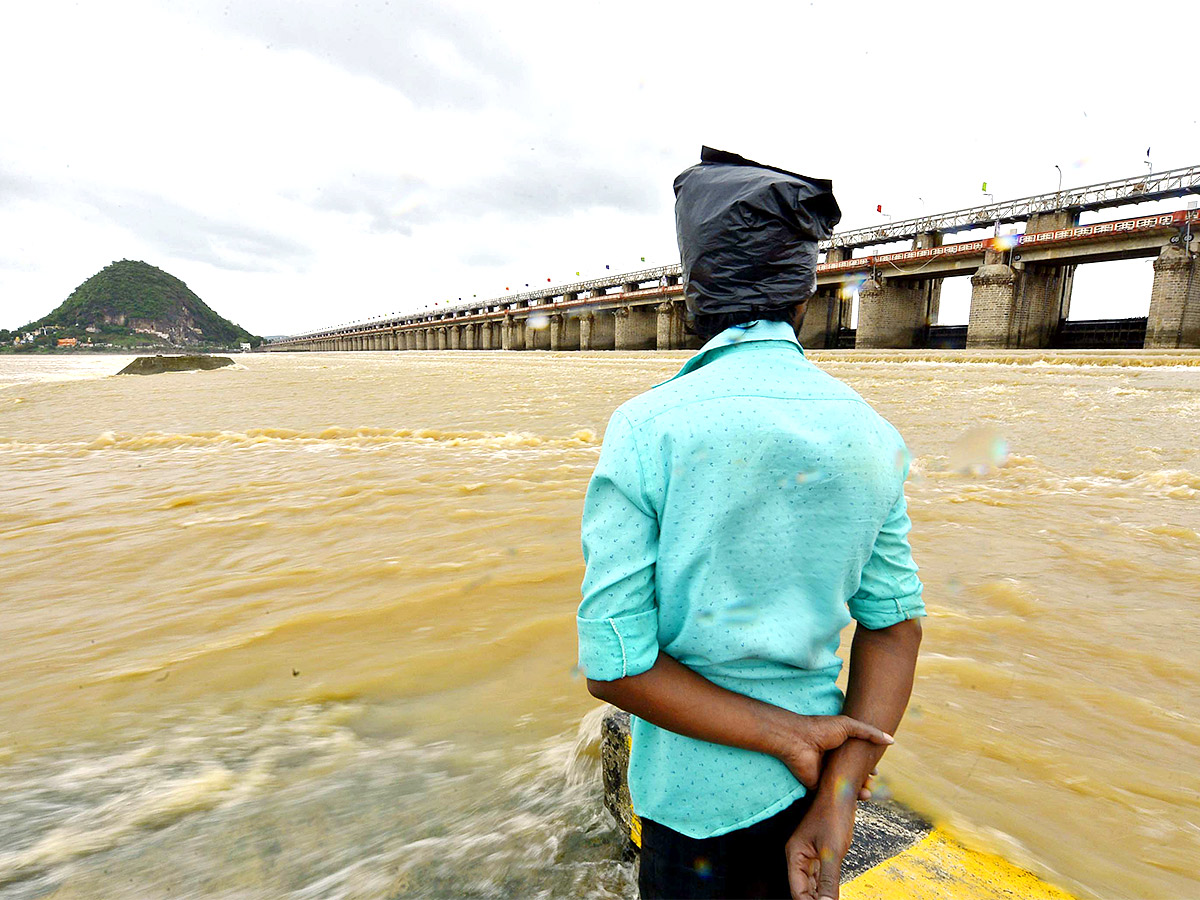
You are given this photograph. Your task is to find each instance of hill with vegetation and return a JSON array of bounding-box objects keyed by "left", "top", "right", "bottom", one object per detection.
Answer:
[{"left": 4, "top": 260, "right": 261, "bottom": 351}]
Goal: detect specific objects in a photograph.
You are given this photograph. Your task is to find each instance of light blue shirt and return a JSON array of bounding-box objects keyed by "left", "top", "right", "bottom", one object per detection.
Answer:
[{"left": 577, "top": 318, "right": 925, "bottom": 839}]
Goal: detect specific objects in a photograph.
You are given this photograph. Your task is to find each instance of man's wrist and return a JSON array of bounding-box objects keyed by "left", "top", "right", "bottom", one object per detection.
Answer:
[
  {"left": 757, "top": 703, "right": 804, "bottom": 760},
  {"left": 813, "top": 741, "right": 876, "bottom": 807},
  {"left": 812, "top": 772, "right": 863, "bottom": 812}
]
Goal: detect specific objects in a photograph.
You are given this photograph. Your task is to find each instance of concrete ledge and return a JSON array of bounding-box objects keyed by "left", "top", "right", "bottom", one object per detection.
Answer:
[{"left": 599, "top": 707, "right": 1074, "bottom": 897}]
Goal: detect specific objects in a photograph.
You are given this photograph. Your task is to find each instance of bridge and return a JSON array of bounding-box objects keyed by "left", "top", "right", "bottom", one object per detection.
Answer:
[{"left": 267, "top": 165, "right": 1200, "bottom": 352}]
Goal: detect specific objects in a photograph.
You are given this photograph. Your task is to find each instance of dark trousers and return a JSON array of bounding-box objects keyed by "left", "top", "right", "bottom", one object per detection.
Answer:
[{"left": 637, "top": 794, "right": 814, "bottom": 899}]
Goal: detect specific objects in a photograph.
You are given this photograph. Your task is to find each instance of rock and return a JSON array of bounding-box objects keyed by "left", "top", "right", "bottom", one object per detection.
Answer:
[
  {"left": 117, "top": 355, "right": 234, "bottom": 375},
  {"left": 600, "top": 707, "right": 641, "bottom": 859}
]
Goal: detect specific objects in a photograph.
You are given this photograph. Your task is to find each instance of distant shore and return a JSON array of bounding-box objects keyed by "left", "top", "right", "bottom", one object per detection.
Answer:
[{"left": 0, "top": 346, "right": 249, "bottom": 355}]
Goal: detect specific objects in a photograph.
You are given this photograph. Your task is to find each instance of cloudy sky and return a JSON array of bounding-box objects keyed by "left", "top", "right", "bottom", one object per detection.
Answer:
[{"left": 2, "top": 0, "right": 1197, "bottom": 336}]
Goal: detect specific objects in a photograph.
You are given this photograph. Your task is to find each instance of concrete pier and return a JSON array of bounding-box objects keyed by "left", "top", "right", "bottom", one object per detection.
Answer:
[
  {"left": 967, "top": 250, "right": 1020, "bottom": 348},
  {"left": 525, "top": 316, "right": 550, "bottom": 350},
  {"left": 799, "top": 286, "right": 851, "bottom": 348},
  {"left": 1146, "top": 243, "right": 1200, "bottom": 347},
  {"left": 655, "top": 301, "right": 691, "bottom": 350},
  {"left": 856, "top": 278, "right": 929, "bottom": 349},
  {"left": 615, "top": 305, "right": 657, "bottom": 350},
  {"left": 802, "top": 247, "right": 854, "bottom": 348},
  {"left": 551, "top": 313, "right": 581, "bottom": 350},
  {"left": 967, "top": 250, "right": 1074, "bottom": 349},
  {"left": 581, "top": 310, "right": 616, "bottom": 350},
  {"left": 854, "top": 231, "right": 944, "bottom": 349}
]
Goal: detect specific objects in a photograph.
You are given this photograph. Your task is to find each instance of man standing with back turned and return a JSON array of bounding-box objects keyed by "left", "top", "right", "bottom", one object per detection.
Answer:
[{"left": 577, "top": 147, "right": 925, "bottom": 900}]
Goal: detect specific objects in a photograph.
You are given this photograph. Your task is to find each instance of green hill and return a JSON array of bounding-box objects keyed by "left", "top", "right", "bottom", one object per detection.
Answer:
[{"left": 13, "top": 260, "right": 261, "bottom": 349}]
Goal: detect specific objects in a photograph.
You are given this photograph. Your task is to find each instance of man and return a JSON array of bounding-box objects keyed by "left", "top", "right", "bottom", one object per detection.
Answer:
[{"left": 577, "top": 147, "right": 924, "bottom": 900}]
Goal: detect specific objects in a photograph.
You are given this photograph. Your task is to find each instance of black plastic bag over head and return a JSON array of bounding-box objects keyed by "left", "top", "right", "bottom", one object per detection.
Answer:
[{"left": 673, "top": 147, "right": 841, "bottom": 318}]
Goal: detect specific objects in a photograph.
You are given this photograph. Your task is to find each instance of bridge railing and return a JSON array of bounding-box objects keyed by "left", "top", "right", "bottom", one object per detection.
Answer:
[{"left": 827, "top": 164, "right": 1200, "bottom": 249}]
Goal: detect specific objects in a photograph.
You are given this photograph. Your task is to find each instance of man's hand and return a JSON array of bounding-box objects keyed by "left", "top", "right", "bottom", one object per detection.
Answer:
[
  {"left": 776, "top": 718, "right": 892, "bottom": 790},
  {"left": 785, "top": 794, "right": 857, "bottom": 900}
]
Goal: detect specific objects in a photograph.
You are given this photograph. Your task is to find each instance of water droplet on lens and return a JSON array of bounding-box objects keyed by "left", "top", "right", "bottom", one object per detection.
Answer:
[{"left": 948, "top": 427, "right": 1009, "bottom": 475}]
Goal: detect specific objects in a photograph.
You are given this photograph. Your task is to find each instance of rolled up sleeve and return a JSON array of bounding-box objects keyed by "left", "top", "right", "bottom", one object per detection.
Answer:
[
  {"left": 578, "top": 410, "right": 660, "bottom": 681},
  {"left": 848, "top": 483, "right": 926, "bottom": 630}
]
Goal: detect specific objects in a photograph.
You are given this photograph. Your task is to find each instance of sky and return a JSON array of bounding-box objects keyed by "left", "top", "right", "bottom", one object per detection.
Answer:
[{"left": 2, "top": 0, "right": 1197, "bottom": 336}]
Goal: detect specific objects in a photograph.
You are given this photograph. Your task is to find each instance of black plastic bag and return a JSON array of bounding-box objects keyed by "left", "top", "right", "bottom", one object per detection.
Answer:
[{"left": 673, "top": 147, "right": 842, "bottom": 317}]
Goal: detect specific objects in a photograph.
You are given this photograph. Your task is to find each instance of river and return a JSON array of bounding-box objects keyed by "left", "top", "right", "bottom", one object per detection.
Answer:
[{"left": 1, "top": 349, "right": 1198, "bottom": 899}]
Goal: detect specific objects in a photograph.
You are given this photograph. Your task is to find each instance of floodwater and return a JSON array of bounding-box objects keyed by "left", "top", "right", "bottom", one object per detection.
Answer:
[{"left": 1, "top": 349, "right": 1198, "bottom": 900}]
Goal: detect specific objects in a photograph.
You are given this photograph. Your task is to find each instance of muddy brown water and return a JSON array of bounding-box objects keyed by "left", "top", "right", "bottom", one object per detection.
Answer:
[{"left": 1, "top": 349, "right": 1198, "bottom": 899}]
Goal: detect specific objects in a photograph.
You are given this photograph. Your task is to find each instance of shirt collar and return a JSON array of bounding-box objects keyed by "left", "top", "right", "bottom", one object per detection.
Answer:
[{"left": 653, "top": 319, "right": 805, "bottom": 388}]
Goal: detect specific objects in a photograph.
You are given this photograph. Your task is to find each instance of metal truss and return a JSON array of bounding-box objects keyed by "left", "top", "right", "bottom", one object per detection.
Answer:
[{"left": 827, "top": 164, "right": 1200, "bottom": 249}]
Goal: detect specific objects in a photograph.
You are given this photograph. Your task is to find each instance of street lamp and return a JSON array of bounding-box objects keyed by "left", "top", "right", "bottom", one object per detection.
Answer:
[
  {"left": 981, "top": 184, "right": 997, "bottom": 236},
  {"left": 1054, "top": 164, "right": 1063, "bottom": 205}
]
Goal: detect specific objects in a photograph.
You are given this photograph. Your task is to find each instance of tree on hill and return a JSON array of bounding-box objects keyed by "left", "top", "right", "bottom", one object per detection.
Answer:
[{"left": 21, "top": 260, "right": 262, "bottom": 347}]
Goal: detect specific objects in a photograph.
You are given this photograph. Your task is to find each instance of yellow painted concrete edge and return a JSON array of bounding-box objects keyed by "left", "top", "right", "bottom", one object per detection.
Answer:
[
  {"left": 613, "top": 711, "right": 1075, "bottom": 898},
  {"left": 842, "top": 828, "right": 1076, "bottom": 900},
  {"left": 626, "top": 733, "right": 643, "bottom": 850}
]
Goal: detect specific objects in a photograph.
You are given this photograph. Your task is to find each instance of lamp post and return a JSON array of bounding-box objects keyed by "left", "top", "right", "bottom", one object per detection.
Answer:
[
  {"left": 1054, "top": 164, "right": 1063, "bottom": 207},
  {"left": 981, "top": 189, "right": 996, "bottom": 235}
]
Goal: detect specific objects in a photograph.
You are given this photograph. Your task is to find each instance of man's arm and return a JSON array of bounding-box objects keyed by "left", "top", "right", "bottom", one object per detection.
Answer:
[
  {"left": 785, "top": 617, "right": 923, "bottom": 900},
  {"left": 588, "top": 650, "right": 894, "bottom": 790}
]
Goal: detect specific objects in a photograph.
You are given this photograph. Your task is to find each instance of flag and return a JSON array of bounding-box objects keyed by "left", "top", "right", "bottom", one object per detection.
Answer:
[
  {"left": 981, "top": 182, "right": 988, "bottom": 192},
  {"left": 1146, "top": 147, "right": 1151, "bottom": 157},
  {"left": 876, "top": 204, "right": 882, "bottom": 213},
  {"left": 641, "top": 257, "right": 646, "bottom": 262}
]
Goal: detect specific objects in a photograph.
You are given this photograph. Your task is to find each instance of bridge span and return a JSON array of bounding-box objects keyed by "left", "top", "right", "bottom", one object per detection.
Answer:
[{"left": 268, "top": 166, "right": 1200, "bottom": 352}]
